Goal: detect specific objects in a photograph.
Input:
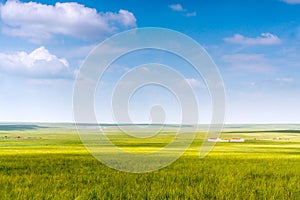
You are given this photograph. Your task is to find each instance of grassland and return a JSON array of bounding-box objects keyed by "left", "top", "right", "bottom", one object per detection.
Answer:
[{"left": 0, "top": 123, "right": 300, "bottom": 199}]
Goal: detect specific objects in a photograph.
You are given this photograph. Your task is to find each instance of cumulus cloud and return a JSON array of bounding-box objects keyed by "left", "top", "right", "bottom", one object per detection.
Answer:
[
  {"left": 0, "top": 1, "right": 136, "bottom": 42},
  {"left": 223, "top": 54, "right": 275, "bottom": 72},
  {"left": 281, "top": 0, "right": 300, "bottom": 4},
  {"left": 168, "top": 4, "right": 185, "bottom": 11},
  {"left": 0, "top": 46, "right": 72, "bottom": 79},
  {"left": 224, "top": 33, "right": 281, "bottom": 45}
]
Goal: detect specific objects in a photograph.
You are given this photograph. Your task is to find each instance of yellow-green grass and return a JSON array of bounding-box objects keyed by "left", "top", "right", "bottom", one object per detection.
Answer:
[{"left": 0, "top": 124, "right": 300, "bottom": 199}]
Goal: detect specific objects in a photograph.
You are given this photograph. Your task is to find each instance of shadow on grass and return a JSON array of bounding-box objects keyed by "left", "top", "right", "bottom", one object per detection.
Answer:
[
  {"left": 224, "top": 130, "right": 300, "bottom": 134},
  {"left": 0, "top": 125, "right": 47, "bottom": 131}
]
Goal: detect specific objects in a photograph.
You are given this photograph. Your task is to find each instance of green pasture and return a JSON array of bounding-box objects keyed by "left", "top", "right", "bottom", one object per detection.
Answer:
[{"left": 0, "top": 124, "right": 300, "bottom": 199}]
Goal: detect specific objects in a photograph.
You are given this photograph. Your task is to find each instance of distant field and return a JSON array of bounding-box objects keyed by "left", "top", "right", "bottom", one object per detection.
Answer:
[{"left": 0, "top": 124, "right": 300, "bottom": 199}]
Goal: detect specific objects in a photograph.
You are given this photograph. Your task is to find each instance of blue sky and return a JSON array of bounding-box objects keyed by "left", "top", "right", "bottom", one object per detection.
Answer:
[{"left": 0, "top": 0, "right": 299, "bottom": 123}]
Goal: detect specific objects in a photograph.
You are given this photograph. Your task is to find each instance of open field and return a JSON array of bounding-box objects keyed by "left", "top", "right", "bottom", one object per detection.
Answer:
[{"left": 1, "top": 124, "right": 300, "bottom": 199}]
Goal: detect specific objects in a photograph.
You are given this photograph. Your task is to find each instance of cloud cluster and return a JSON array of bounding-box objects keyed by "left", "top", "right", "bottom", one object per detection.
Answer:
[
  {"left": 0, "top": 46, "right": 72, "bottom": 79},
  {"left": 281, "top": 0, "right": 300, "bottom": 4},
  {"left": 0, "top": 1, "right": 136, "bottom": 42},
  {"left": 224, "top": 33, "right": 281, "bottom": 45},
  {"left": 168, "top": 4, "right": 185, "bottom": 12},
  {"left": 168, "top": 4, "right": 196, "bottom": 17}
]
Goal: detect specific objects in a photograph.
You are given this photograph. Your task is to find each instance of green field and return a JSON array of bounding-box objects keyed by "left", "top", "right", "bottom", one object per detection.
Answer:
[{"left": 1, "top": 124, "right": 300, "bottom": 199}]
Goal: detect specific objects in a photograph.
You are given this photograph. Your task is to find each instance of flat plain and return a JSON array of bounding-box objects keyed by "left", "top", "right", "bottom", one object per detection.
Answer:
[{"left": 0, "top": 123, "right": 300, "bottom": 199}]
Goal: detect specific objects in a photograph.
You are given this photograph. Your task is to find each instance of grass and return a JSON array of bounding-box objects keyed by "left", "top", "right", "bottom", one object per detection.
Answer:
[{"left": 0, "top": 124, "right": 300, "bottom": 199}]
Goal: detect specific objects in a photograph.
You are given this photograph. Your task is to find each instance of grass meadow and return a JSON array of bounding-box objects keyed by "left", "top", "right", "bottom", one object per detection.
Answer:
[{"left": 0, "top": 124, "right": 300, "bottom": 199}]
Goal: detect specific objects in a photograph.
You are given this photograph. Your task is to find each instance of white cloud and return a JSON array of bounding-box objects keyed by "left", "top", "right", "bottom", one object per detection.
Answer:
[
  {"left": 281, "top": 0, "right": 300, "bottom": 4},
  {"left": 168, "top": 4, "right": 185, "bottom": 11},
  {"left": 275, "top": 77, "right": 294, "bottom": 83},
  {"left": 168, "top": 4, "right": 197, "bottom": 17},
  {"left": 246, "top": 78, "right": 296, "bottom": 90},
  {"left": 223, "top": 54, "right": 275, "bottom": 72},
  {"left": 0, "top": 1, "right": 136, "bottom": 42},
  {"left": 224, "top": 33, "right": 281, "bottom": 45},
  {"left": 223, "top": 54, "right": 265, "bottom": 61},
  {"left": 0, "top": 46, "right": 72, "bottom": 79},
  {"left": 186, "top": 12, "right": 197, "bottom": 17},
  {"left": 185, "top": 78, "right": 204, "bottom": 88}
]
